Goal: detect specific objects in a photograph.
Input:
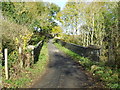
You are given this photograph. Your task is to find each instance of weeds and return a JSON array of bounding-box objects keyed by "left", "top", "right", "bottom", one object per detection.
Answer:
[
  {"left": 54, "top": 43, "right": 119, "bottom": 88},
  {"left": 2, "top": 43, "right": 48, "bottom": 88}
]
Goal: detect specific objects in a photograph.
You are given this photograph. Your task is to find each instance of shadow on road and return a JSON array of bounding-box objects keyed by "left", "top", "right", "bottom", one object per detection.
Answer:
[
  {"left": 32, "top": 39, "right": 100, "bottom": 88},
  {"left": 48, "top": 52, "right": 93, "bottom": 87}
]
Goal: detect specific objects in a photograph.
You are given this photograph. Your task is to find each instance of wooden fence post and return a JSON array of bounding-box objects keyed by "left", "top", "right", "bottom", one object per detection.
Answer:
[
  {"left": 4, "top": 49, "right": 8, "bottom": 79},
  {"left": 0, "top": 51, "right": 2, "bottom": 88},
  {"left": 31, "top": 50, "right": 34, "bottom": 65},
  {"left": 19, "top": 47, "right": 23, "bottom": 68}
]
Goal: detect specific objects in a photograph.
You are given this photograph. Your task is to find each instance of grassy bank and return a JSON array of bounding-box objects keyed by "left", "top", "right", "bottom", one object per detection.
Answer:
[
  {"left": 3, "top": 42, "right": 49, "bottom": 88},
  {"left": 54, "top": 42, "right": 119, "bottom": 88}
]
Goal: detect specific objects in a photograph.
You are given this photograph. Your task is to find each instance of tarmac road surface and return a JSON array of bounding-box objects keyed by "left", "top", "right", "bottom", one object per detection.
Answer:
[{"left": 32, "top": 39, "right": 97, "bottom": 88}]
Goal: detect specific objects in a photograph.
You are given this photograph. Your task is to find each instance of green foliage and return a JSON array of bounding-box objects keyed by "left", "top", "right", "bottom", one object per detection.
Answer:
[
  {"left": 54, "top": 42, "right": 93, "bottom": 68},
  {"left": 8, "top": 50, "right": 18, "bottom": 68},
  {"left": 55, "top": 42, "right": 119, "bottom": 88},
  {"left": 29, "top": 34, "right": 45, "bottom": 45},
  {"left": 2, "top": 2, "right": 16, "bottom": 20},
  {"left": 2, "top": 2, "right": 60, "bottom": 33},
  {"left": 3, "top": 43, "right": 48, "bottom": 88},
  {"left": 1, "top": 1, "right": 60, "bottom": 88},
  {"left": 57, "top": 1, "right": 120, "bottom": 68},
  {"left": 1, "top": 18, "right": 31, "bottom": 53},
  {"left": 52, "top": 26, "right": 63, "bottom": 36},
  {"left": 2, "top": 35, "right": 15, "bottom": 53},
  {"left": 91, "top": 65, "right": 104, "bottom": 73}
]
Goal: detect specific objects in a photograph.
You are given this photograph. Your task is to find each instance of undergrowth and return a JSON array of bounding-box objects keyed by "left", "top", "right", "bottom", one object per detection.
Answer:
[
  {"left": 54, "top": 42, "right": 119, "bottom": 88},
  {"left": 2, "top": 42, "right": 48, "bottom": 88}
]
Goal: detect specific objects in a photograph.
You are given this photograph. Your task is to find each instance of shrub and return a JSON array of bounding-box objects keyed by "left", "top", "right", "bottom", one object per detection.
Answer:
[{"left": 1, "top": 18, "right": 32, "bottom": 51}]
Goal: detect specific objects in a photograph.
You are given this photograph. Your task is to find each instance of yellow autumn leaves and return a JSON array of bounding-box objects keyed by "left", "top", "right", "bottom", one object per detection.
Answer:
[{"left": 15, "top": 32, "right": 33, "bottom": 50}]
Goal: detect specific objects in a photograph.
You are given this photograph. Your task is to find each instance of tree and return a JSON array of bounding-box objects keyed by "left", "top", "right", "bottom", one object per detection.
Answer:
[
  {"left": 51, "top": 26, "right": 62, "bottom": 37},
  {"left": 2, "top": 2, "right": 60, "bottom": 33},
  {"left": 57, "top": 0, "right": 119, "bottom": 66}
]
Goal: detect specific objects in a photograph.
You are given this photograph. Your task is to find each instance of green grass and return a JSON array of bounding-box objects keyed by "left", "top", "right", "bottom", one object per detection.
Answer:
[
  {"left": 54, "top": 43, "right": 94, "bottom": 69},
  {"left": 3, "top": 42, "right": 49, "bottom": 88},
  {"left": 54, "top": 42, "right": 119, "bottom": 88}
]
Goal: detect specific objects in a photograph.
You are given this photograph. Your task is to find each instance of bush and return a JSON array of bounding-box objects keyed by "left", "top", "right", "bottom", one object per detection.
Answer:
[
  {"left": 1, "top": 18, "right": 32, "bottom": 52},
  {"left": 54, "top": 42, "right": 119, "bottom": 88},
  {"left": 8, "top": 50, "right": 18, "bottom": 68},
  {"left": 29, "top": 34, "right": 45, "bottom": 45}
]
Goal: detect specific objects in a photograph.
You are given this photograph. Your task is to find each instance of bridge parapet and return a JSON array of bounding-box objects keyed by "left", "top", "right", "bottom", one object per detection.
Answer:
[{"left": 55, "top": 39, "right": 100, "bottom": 62}]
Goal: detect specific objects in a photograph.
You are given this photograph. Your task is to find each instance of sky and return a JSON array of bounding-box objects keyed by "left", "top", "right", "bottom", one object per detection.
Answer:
[{"left": 43, "top": 0, "right": 68, "bottom": 10}]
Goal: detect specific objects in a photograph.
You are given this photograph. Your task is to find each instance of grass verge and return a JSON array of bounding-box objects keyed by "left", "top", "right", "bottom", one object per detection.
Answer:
[
  {"left": 3, "top": 42, "right": 49, "bottom": 88},
  {"left": 54, "top": 42, "right": 119, "bottom": 88}
]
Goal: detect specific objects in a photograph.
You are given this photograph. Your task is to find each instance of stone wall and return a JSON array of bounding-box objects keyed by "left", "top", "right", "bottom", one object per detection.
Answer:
[
  {"left": 55, "top": 39, "right": 100, "bottom": 61},
  {"left": 33, "top": 40, "right": 44, "bottom": 63}
]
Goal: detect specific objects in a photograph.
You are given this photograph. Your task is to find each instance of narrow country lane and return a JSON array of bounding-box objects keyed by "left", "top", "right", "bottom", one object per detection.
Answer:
[{"left": 32, "top": 39, "right": 97, "bottom": 88}]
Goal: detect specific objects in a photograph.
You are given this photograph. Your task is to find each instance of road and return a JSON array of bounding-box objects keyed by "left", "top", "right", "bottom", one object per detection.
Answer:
[{"left": 32, "top": 39, "right": 97, "bottom": 88}]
